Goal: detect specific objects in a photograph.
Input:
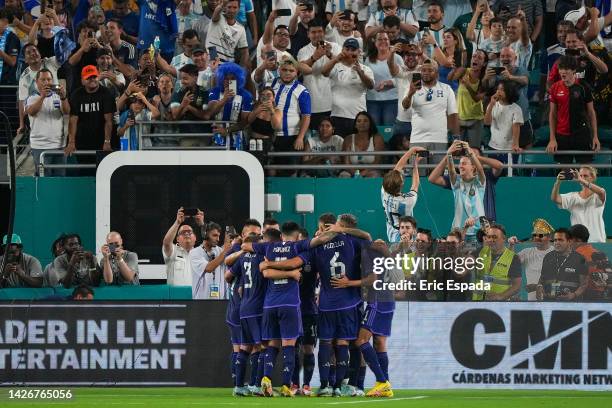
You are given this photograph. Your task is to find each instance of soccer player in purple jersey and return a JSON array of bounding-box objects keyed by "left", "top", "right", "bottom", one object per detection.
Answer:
[
  {"left": 241, "top": 221, "right": 309, "bottom": 397},
  {"left": 260, "top": 214, "right": 372, "bottom": 398},
  {"left": 228, "top": 229, "right": 282, "bottom": 396},
  {"left": 222, "top": 219, "right": 262, "bottom": 394}
]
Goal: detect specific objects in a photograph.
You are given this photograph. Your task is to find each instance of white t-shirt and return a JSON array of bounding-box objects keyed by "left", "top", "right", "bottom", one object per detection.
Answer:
[
  {"left": 164, "top": 245, "right": 192, "bottom": 286},
  {"left": 25, "top": 93, "right": 64, "bottom": 149},
  {"left": 205, "top": 14, "right": 248, "bottom": 62},
  {"left": 381, "top": 186, "right": 418, "bottom": 243},
  {"left": 560, "top": 192, "right": 607, "bottom": 243},
  {"left": 18, "top": 57, "right": 61, "bottom": 101},
  {"left": 488, "top": 102, "right": 523, "bottom": 151},
  {"left": 517, "top": 246, "right": 554, "bottom": 301},
  {"left": 393, "top": 67, "right": 418, "bottom": 122},
  {"left": 410, "top": 81, "right": 457, "bottom": 143},
  {"left": 307, "top": 134, "right": 344, "bottom": 153},
  {"left": 255, "top": 38, "right": 288, "bottom": 68},
  {"left": 190, "top": 245, "right": 228, "bottom": 299},
  {"left": 324, "top": 26, "right": 363, "bottom": 49},
  {"left": 328, "top": 62, "right": 374, "bottom": 119},
  {"left": 297, "top": 42, "right": 341, "bottom": 113},
  {"left": 364, "top": 54, "right": 404, "bottom": 101}
]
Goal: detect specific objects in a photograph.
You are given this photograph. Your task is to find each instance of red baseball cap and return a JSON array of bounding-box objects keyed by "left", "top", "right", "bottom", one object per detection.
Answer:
[{"left": 81, "top": 65, "right": 99, "bottom": 80}]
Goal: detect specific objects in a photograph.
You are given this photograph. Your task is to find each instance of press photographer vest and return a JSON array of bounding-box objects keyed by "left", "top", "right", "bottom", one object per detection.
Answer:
[{"left": 473, "top": 246, "right": 515, "bottom": 300}]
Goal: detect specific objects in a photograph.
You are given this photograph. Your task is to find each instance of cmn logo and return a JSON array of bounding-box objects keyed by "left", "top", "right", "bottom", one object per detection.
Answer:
[{"left": 450, "top": 309, "right": 612, "bottom": 370}]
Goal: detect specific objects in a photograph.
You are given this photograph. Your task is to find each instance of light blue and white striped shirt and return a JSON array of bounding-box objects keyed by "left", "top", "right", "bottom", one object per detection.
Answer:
[
  {"left": 451, "top": 176, "right": 486, "bottom": 237},
  {"left": 381, "top": 186, "right": 418, "bottom": 243}
]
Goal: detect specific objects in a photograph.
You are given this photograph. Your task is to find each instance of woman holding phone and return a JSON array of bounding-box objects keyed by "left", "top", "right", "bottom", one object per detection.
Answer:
[{"left": 247, "top": 86, "right": 277, "bottom": 153}]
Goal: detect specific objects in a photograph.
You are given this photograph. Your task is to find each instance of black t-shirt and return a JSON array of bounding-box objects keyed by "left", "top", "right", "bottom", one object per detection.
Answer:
[
  {"left": 567, "top": 82, "right": 593, "bottom": 134},
  {"left": 289, "top": 23, "right": 309, "bottom": 58},
  {"left": 112, "top": 41, "right": 137, "bottom": 68},
  {"left": 0, "top": 31, "right": 21, "bottom": 85},
  {"left": 171, "top": 85, "right": 210, "bottom": 134},
  {"left": 37, "top": 35, "right": 55, "bottom": 58},
  {"left": 541, "top": 250, "right": 587, "bottom": 295},
  {"left": 69, "top": 86, "right": 117, "bottom": 150}
]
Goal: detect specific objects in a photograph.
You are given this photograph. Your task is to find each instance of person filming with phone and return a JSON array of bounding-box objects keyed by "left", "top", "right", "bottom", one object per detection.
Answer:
[
  {"left": 551, "top": 166, "right": 606, "bottom": 243},
  {"left": 162, "top": 207, "right": 205, "bottom": 286},
  {"left": 50, "top": 234, "right": 101, "bottom": 288},
  {"left": 100, "top": 231, "right": 140, "bottom": 285},
  {"left": 402, "top": 58, "right": 459, "bottom": 166}
]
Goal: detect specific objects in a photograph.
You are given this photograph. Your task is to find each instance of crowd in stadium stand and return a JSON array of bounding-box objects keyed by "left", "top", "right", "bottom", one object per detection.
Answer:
[{"left": 0, "top": 0, "right": 608, "bottom": 176}]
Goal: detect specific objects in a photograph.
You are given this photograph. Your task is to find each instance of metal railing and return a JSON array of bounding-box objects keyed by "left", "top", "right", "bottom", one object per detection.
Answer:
[
  {"left": 31, "top": 148, "right": 612, "bottom": 176},
  {"left": 136, "top": 120, "right": 238, "bottom": 150}
]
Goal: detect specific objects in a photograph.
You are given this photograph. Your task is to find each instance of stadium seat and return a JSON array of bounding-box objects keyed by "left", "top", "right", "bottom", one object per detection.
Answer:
[
  {"left": 518, "top": 147, "right": 556, "bottom": 176},
  {"left": 533, "top": 125, "right": 550, "bottom": 147}
]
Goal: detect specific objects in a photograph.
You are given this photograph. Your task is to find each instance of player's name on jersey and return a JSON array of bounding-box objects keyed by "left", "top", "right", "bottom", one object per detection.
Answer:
[
  {"left": 373, "top": 279, "right": 492, "bottom": 292},
  {"left": 323, "top": 240, "right": 345, "bottom": 250}
]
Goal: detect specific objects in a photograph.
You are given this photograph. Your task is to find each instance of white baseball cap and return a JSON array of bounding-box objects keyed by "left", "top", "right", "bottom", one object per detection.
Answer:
[{"left": 564, "top": 6, "right": 587, "bottom": 26}]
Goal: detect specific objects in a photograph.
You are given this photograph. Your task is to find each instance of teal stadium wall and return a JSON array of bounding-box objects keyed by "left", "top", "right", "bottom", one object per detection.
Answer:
[{"left": 13, "top": 176, "right": 612, "bottom": 267}]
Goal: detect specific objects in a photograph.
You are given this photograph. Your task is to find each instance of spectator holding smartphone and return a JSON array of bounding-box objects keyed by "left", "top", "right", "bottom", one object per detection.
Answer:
[
  {"left": 206, "top": 0, "right": 249, "bottom": 66},
  {"left": 0, "top": 234, "right": 43, "bottom": 288},
  {"left": 365, "top": 0, "right": 418, "bottom": 40},
  {"left": 551, "top": 167, "right": 606, "bottom": 243},
  {"left": 388, "top": 42, "right": 421, "bottom": 141},
  {"left": 325, "top": 10, "right": 362, "bottom": 49},
  {"left": 118, "top": 92, "right": 160, "bottom": 150},
  {"left": 247, "top": 86, "right": 276, "bottom": 150},
  {"left": 25, "top": 68, "right": 69, "bottom": 177},
  {"left": 162, "top": 207, "right": 204, "bottom": 286}
]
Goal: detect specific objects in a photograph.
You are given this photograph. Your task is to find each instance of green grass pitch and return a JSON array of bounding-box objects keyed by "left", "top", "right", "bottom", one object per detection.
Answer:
[{"left": 1, "top": 388, "right": 611, "bottom": 407}]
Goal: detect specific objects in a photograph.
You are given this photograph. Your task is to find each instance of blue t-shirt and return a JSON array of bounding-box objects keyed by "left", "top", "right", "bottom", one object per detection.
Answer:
[
  {"left": 311, "top": 235, "right": 367, "bottom": 312},
  {"left": 299, "top": 252, "right": 318, "bottom": 316},
  {"left": 232, "top": 251, "right": 267, "bottom": 318},
  {"left": 225, "top": 273, "right": 241, "bottom": 325},
  {"left": 253, "top": 240, "right": 310, "bottom": 308},
  {"left": 106, "top": 11, "right": 140, "bottom": 37},
  {"left": 137, "top": 0, "right": 177, "bottom": 54},
  {"left": 208, "top": 88, "right": 253, "bottom": 121},
  {"left": 236, "top": 0, "right": 254, "bottom": 26}
]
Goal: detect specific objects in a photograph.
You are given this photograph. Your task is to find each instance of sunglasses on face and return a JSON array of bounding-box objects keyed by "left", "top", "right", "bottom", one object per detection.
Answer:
[
  {"left": 532, "top": 233, "right": 546, "bottom": 239},
  {"left": 486, "top": 235, "right": 498, "bottom": 239}
]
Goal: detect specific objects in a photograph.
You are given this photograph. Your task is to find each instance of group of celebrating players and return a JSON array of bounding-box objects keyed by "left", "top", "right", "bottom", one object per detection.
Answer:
[{"left": 223, "top": 213, "right": 395, "bottom": 398}]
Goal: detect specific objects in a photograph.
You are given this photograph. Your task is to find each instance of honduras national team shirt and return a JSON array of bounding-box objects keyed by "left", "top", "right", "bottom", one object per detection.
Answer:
[
  {"left": 299, "top": 252, "right": 318, "bottom": 316},
  {"left": 137, "top": 0, "right": 177, "bottom": 55},
  {"left": 381, "top": 186, "right": 418, "bottom": 242},
  {"left": 232, "top": 251, "right": 267, "bottom": 319},
  {"left": 253, "top": 240, "right": 310, "bottom": 308},
  {"left": 311, "top": 235, "right": 368, "bottom": 312},
  {"left": 225, "top": 273, "right": 241, "bottom": 325}
]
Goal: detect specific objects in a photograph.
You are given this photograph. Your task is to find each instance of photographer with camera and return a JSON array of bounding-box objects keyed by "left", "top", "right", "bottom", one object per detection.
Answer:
[
  {"left": 0, "top": 234, "right": 43, "bottom": 288},
  {"left": 50, "top": 234, "right": 101, "bottom": 288},
  {"left": 162, "top": 207, "right": 205, "bottom": 286},
  {"left": 551, "top": 167, "right": 606, "bottom": 243},
  {"left": 100, "top": 231, "right": 140, "bottom": 285},
  {"left": 25, "top": 68, "right": 69, "bottom": 177},
  {"left": 190, "top": 222, "right": 234, "bottom": 300},
  {"left": 537, "top": 228, "right": 587, "bottom": 302},
  {"left": 570, "top": 224, "right": 612, "bottom": 301}
]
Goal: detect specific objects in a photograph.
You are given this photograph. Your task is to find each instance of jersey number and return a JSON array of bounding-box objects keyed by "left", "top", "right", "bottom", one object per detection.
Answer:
[
  {"left": 385, "top": 211, "right": 402, "bottom": 230},
  {"left": 274, "top": 257, "right": 288, "bottom": 284},
  {"left": 330, "top": 252, "right": 346, "bottom": 279},
  {"left": 244, "top": 262, "right": 252, "bottom": 289}
]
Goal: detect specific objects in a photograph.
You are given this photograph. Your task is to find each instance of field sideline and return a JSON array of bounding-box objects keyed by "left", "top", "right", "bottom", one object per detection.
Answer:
[{"left": 1, "top": 388, "right": 611, "bottom": 407}]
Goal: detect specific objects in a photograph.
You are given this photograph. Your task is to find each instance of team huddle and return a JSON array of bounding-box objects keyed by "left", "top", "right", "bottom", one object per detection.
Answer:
[{"left": 224, "top": 214, "right": 395, "bottom": 398}]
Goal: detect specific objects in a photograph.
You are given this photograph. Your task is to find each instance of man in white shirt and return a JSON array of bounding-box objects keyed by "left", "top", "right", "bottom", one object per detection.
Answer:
[
  {"left": 321, "top": 38, "right": 374, "bottom": 137},
  {"left": 18, "top": 43, "right": 61, "bottom": 136},
  {"left": 205, "top": 0, "right": 249, "bottom": 66},
  {"left": 365, "top": 0, "right": 418, "bottom": 40},
  {"left": 162, "top": 207, "right": 205, "bottom": 286},
  {"left": 298, "top": 18, "right": 341, "bottom": 130},
  {"left": 505, "top": 10, "right": 532, "bottom": 72},
  {"left": 325, "top": 10, "right": 363, "bottom": 49},
  {"left": 258, "top": 11, "right": 292, "bottom": 67},
  {"left": 508, "top": 218, "right": 555, "bottom": 301},
  {"left": 402, "top": 59, "right": 459, "bottom": 164},
  {"left": 25, "top": 69, "right": 69, "bottom": 177},
  {"left": 190, "top": 222, "right": 232, "bottom": 299},
  {"left": 551, "top": 167, "right": 607, "bottom": 243}
]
